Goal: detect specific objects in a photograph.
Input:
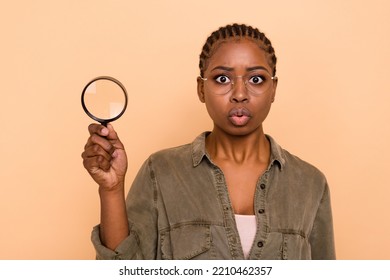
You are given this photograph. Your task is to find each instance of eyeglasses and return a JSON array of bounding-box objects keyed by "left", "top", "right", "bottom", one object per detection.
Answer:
[{"left": 199, "top": 71, "right": 276, "bottom": 96}]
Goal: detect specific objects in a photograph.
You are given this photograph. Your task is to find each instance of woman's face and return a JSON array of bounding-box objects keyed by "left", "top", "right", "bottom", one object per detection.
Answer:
[{"left": 197, "top": 38, "right": 278, "bottom": 137}]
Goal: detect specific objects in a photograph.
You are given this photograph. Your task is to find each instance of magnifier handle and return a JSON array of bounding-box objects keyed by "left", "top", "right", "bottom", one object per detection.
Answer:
[{"left": 101, "top": 121, "right": 108, "bottom": 127}]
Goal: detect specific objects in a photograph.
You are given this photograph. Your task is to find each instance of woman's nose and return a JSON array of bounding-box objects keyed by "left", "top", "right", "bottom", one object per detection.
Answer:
[{"left": 230, "top": 77, "right": 249, "bottom": 103}]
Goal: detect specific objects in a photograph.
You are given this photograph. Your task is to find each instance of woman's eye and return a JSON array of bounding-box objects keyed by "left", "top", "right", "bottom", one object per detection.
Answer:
[
  {"left": 215, "top": 75, "right": 231, "bottom": 84},
  {"left": 249, "top": 75, "right": 264, "bottom": 85}
]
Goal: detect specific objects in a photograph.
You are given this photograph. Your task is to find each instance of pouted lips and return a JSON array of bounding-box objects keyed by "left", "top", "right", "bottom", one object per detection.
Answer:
[{"left": 228, "top": 107, "right": 251, "bottom": 126}]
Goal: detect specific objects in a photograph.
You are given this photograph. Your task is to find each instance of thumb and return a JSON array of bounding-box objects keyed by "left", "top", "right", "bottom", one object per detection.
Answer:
[
  {"left": 105, "top": 124, "right": 124, "bottom": 150},
  {"left": 105, "top": 123, "right": 120, "bottom": 141}
]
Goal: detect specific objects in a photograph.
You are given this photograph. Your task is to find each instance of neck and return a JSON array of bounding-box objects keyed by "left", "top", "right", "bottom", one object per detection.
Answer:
[{"left": 206, "top": 127, "right": 270, "bottom": 165}]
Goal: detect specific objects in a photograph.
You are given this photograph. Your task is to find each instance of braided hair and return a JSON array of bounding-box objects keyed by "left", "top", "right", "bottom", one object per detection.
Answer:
[{"left": 199, "top": 23, "right": 277, "bottom": 77}]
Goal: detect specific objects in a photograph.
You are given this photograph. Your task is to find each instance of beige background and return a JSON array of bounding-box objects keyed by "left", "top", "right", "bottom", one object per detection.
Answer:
[{"left": 1, "top": 0, "right": 389, "bottom": 259}]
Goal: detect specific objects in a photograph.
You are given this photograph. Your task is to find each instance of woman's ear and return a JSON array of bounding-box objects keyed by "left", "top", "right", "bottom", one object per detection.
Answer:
[
  {"left": 271, "top": 76, "right": 278, "bottom": 102},
  {"left": 197, "top": 76, "right": 205, "bottom": 103}
]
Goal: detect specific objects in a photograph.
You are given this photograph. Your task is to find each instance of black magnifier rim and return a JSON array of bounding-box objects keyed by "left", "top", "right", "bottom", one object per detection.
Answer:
[{"left": 81, "top": 76, "right": 128, "bottom": 125}]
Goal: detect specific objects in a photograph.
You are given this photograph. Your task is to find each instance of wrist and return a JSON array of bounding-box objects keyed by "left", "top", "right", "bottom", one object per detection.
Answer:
[{"left": 98, "top": 181, "right": 125, "bottom": 196}]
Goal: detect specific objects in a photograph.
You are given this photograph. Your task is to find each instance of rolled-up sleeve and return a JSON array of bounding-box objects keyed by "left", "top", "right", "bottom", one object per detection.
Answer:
[{"left": 91, "top": 225, "right": 143, "bottom": 259}]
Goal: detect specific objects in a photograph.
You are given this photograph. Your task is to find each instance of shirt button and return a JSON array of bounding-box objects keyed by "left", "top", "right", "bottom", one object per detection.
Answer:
[
  {"left": 258, "top": 209, "right": 265, "bottom": 214},
  {"left": 257, "top": 241, "right": 264, "bottom": 248},
  {"left": 260, "top": 184, "right": 266, "bottom": 189}
]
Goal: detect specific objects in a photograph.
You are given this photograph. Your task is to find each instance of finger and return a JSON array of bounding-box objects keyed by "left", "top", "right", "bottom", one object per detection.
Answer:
[
  {"left": 82, "top": 144, "right": 113, "bottom": 162},
  {"left": 83, "top": 154, "right": 111, "bottom": 173},
  {"left": 88, "top": 123, "right": 109, "bottom": 137},
  {"left": 105, "top": 123, "right": 121, "bottom": 142},
  {"left": 84, "top": 133, "right": 116, "bottom": 155},
  {"left": 106, "top": 124, "right": 126, "bottom": 152},
  {"left": 86, "top": 123, "right": 123, "bottom": 151}
]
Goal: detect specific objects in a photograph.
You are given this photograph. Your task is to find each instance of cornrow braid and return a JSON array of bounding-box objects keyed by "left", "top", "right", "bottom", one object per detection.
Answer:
[{"left": 199, "top": 23, "right": 277, "bottom": 77}]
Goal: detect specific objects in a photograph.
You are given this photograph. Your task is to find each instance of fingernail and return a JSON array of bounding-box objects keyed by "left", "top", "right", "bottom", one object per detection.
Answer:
[{"left": 101, "top": 128, "right": 109, "bottom": 135}]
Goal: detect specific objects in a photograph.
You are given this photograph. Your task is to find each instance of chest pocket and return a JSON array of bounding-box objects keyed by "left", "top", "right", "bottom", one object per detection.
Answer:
[
  {"left": 260, "top": 231, "right": 311, "bottom": 260},
  {"left": 280, "top": 233, "right": 311, "bottom": 260},
  {"left": 160, "top": 224, "right": 211, "bottom": 260}
]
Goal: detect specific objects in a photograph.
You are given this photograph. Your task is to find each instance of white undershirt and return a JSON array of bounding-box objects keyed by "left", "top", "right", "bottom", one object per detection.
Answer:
[{"left": 234, "top": 214, "right": 257, "bottom": 258}]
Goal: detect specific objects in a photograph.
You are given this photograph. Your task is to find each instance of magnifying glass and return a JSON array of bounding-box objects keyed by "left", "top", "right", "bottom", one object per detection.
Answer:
[{"left": 81, "top": 76, "right": 128, "bottom": 126}]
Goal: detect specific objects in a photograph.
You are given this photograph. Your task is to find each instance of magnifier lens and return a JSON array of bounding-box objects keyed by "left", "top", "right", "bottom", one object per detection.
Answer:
[{"left": 81, "top": 77, "right": 128, "bottom": 125}]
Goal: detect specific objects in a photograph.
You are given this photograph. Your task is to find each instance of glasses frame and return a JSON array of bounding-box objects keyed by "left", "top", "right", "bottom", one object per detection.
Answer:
[{"left": 199, "top": 72, "right": 277, "bottom": 96}]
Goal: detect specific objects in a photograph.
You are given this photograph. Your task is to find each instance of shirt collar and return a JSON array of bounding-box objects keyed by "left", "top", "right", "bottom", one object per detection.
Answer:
[
  {"left": 191, "top": 132, "right": 209, "bottom": 167},
  {"left": 265, "top": 134, "right": 285, "bottom": 170},
  {"left": 191, "top": 132, "right": 285, "bottom": 170}
]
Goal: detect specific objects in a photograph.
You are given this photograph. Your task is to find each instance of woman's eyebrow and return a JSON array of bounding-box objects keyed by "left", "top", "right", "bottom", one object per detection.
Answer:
[{"left": 246, "top": 66, "right": 269, "bottom": 72}]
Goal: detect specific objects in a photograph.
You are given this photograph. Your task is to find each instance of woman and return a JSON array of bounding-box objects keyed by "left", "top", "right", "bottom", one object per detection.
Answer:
[{"left": 82, "top": 23, "right": 335, "bottom": 259}]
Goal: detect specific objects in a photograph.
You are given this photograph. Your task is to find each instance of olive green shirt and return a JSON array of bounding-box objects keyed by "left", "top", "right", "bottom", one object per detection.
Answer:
[{"left": 92, "top": 132, "right": 335, "bottom": 259}]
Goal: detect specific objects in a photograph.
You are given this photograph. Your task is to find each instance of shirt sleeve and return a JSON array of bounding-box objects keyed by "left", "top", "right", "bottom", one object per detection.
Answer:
[
  {"left": 90, "top": 157, "right": 159, "bottom": 259},
  {"left": 309, "top": 182, "right": 336, "bottom": 259},
  {"left": 91, "top": 225, "right": 143, "bottom": 259}
]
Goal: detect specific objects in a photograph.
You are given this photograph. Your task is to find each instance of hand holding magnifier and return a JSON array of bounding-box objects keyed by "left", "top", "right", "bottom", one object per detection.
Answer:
[{"left": 81, "top": 76, "right": 128, "bottom": 126}]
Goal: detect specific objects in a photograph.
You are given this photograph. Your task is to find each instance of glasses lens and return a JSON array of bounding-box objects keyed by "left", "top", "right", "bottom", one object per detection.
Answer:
[
  {"left": 204, "top": 72, "right": 274, "bottom": 95},
  {"left": 245, "top": 73, "right": 274, "bottom": 95}
]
